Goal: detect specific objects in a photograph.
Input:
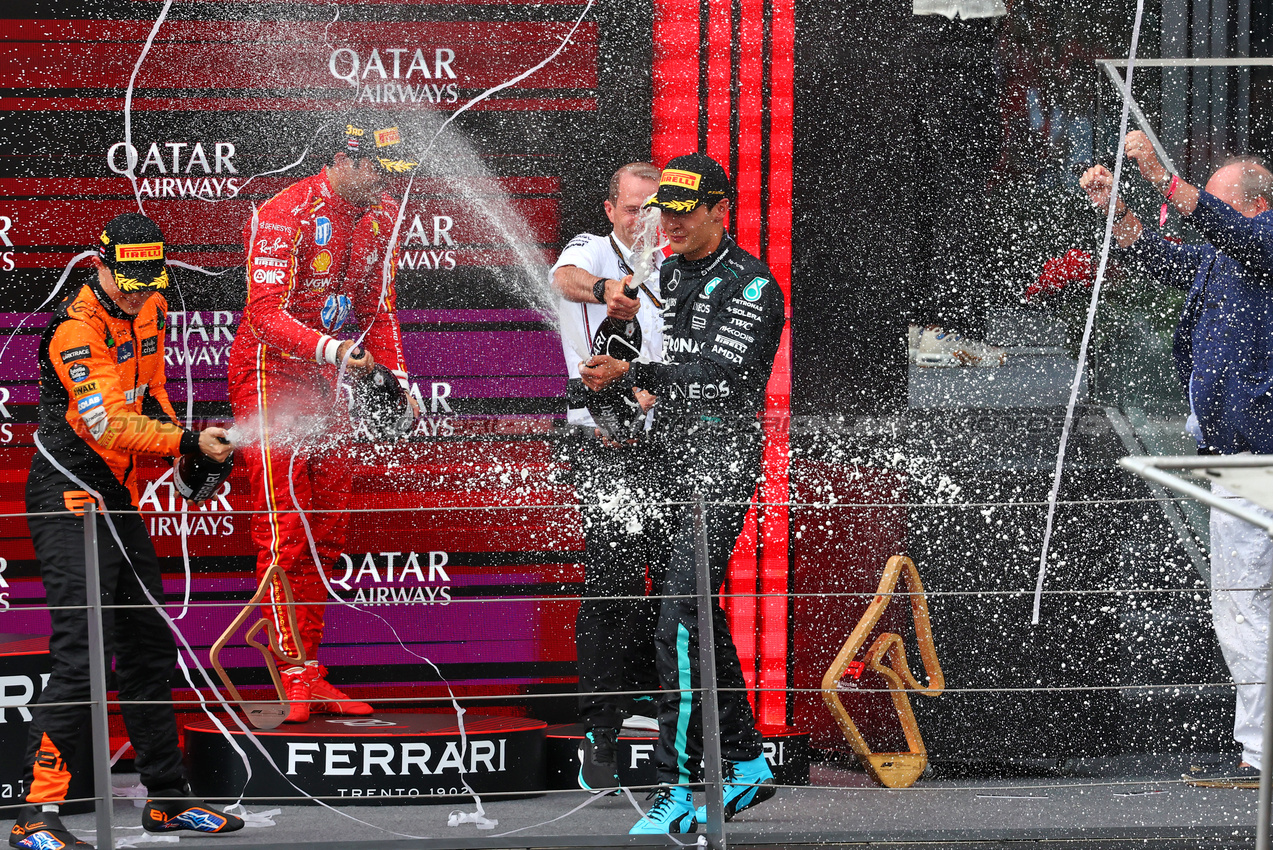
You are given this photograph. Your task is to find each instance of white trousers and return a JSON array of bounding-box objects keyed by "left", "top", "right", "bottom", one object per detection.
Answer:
[{"left": 1210, "top": 484, "right": 1273, "bottom": 771}]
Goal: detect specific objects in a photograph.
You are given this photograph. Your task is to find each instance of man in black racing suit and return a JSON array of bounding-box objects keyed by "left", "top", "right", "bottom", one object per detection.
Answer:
[{"left": 580, "top": 152, "right": 786, "bottom": 834}]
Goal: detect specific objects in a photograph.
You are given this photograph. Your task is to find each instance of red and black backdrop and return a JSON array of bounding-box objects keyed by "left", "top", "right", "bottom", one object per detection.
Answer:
[{"left": 0, "top": 0, "right": 990, "bottom": 751}]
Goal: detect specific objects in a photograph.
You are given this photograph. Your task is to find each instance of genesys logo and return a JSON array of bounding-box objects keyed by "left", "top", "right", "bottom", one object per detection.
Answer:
[
  {"left": 328, "top": 46, "right": 459, "bottom": 104},
  {"left": 332, "top": 550, "right": 452, "bottom": 606},
  {"left": 107, "top": 140, "right": 241, "bottom": 198}
]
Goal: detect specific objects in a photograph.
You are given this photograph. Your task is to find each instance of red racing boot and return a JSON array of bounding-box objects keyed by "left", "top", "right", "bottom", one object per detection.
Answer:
[
  {"left": 281, "top": 664, "right": 320, "bottom": 723},
  {"left": 311, "top": 666, "right": 374, "bottom": 716}
]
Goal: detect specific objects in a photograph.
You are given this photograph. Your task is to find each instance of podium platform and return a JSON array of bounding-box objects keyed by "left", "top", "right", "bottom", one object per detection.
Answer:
[
  {"left": 544, "top": 723, "right": 811, "bottom": 789},
  {"left": 185, "top": 713, "right": 547, "bottom": 805}
]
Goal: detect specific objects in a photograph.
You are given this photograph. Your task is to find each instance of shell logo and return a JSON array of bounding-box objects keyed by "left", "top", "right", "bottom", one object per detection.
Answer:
[{"left": 311, "top": 250, "right": 333, "bottom": 273}]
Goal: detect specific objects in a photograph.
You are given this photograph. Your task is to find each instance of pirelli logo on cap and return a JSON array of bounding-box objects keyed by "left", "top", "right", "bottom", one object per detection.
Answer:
[
  {"left": 374, "top": 127, "right": 402, "bottom": 148},
  {"left": 661, "top": 169, "right": 702, "bottom": 190},
  {"left": 116, "top": 242, "right": 163, "bottom": 262}
]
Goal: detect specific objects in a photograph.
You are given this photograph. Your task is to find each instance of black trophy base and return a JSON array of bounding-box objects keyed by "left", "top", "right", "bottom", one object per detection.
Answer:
[{"left": 185, "top": 713, "right": 547, "bottom": 805}]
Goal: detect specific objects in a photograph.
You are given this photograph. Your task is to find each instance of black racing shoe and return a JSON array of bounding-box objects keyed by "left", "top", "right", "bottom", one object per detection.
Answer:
[
  {"left": 9, "top": 806, "right": 93, "bottom": 849},
  {"left": 577, "top": 727, "right": 621, "bottom": 792},
  {"left": 142, "top": 788, "right": 245, "bottom": 834}
]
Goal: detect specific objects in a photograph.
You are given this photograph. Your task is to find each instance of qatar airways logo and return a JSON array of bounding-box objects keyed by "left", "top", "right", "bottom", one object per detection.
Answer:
[
  {"left": 164, "top": 311, "right": 236, "bottom": 368},
  {"left": 0, "top": 214, "right": 16, "bottom": 272},
  {"left": 329, "top": 47, "right": 459, "bottom": 104},
  {"left": 398, "top": 214, "right": 456, "bottom": 271},
  {"left": 138, "top": 468, "right": 236, "bottom": 537},
  {"left": 107, "top": 140, "right": 241, "bottom": 199},
  {"left": 332, "top": 551, "right": 453, "bottom": 606}
]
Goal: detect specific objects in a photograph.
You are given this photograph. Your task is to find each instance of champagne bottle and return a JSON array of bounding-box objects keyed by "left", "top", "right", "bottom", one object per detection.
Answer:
[{"left": 586, "top": 280, "right": 645, "bottom": 439}]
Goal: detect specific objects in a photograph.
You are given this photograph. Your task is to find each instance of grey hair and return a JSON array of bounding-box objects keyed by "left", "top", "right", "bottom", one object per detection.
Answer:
[
  {"left": 1222, "top": 154, "right": 1273, "bottom": 207},
  {"left": 609, "top": 162, "right": 660, "bottom": 204}
]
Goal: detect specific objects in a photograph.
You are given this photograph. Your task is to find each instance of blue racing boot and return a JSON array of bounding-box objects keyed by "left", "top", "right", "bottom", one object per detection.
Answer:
[
  {"left": 695, "top": 755, "right": 776, "bottom": 823},
  {"left": 629, "top": 785, "right": 697, "bottom": 835}
]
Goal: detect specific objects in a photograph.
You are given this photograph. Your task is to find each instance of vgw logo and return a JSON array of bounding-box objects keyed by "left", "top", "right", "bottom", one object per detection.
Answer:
[
  {"left": 107, "top": 141, "right": 241, "bottom": 198},
  {"left": 138, "top": 468, "right": 236, "bottom": 537},
  {"left": 329, "top": 47, "right": 459, "bottom": 104},
  {"left": 332, "top": 551, "right": 452, "bottom": 606}
]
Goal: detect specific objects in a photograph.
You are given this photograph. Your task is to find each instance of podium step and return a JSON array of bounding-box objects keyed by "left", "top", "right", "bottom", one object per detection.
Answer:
[
  {"left": 185, "top": 713, "right": 546, "bottom": 805},
  {"left": 544, "top": 723, "right": 811, "bottom": 790}
]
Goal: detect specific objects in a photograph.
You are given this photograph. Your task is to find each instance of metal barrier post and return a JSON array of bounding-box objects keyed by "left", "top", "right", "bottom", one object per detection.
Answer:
[
  {"left": 1257, "top": 547, "right": 1273, "bottom": 850},
  {"left": 83, "top": 504, "right": 114, "bottom": 849},
  {"left": 693, "top": 494, "right": 727, "bottom": 850}
]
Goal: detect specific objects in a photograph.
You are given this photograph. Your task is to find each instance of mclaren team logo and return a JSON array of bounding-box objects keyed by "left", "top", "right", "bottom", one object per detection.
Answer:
[
  {"left": 116, "top": 242, "right": 164, "bottom": 262},
  {"left": 660, "top": 169, "right": 701, "bottom": 190}
]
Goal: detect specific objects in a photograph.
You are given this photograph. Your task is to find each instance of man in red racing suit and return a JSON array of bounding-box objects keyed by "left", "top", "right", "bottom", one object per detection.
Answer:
[{"left": 227, "top": 122, "right": 416, "bottom": 722}]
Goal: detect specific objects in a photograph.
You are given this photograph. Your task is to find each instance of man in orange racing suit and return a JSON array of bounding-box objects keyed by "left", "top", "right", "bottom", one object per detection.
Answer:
[
  {"left": 12, "top": 213, "right": 242, "bottom": 850},
  {"left": 226, "top": 121, "right": 417, "bottom": 723}
]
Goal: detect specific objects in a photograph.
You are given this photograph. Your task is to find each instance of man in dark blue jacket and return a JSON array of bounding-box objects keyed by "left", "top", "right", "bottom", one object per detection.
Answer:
[
  {"left": 1081, "top": 134, "right": 1273, "bottom": 788},
  {"left": 581, "top": 153, "right": 785, "bottom": 833}
]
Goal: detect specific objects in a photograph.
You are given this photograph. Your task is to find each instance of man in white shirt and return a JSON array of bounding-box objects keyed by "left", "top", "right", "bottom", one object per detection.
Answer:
[{"left": 552, "top": 161, "right": 665, "bottom": 792}]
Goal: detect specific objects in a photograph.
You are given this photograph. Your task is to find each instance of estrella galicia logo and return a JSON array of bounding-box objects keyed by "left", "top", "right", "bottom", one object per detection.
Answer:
[
  {"left": 60, "top": 346, "right": 90, "bottom": 364},
  {"left": 315, "top": 216, "right": 333, "bottom": 246},
  {"left": 141, "top": 336, "right": 158, "bottom": 356},
  {"left": 743, "top": 276, "right": 769, "bottom": 303},
  {"left": 116, "top": 340, "right": 135, "bottom": 363},
  {"left": 321, "top": 294, "right": 352, "bottom": 331},
  {"left": 69, "top": 363, "right": 90, "bottom": 383}
]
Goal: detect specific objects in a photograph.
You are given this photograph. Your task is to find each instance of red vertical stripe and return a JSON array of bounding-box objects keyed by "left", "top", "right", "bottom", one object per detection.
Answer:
[
  {"left": 652, "top": 0, "right": 794, "bottom": 729},
  {"left": 758, "top": 0, "right": 794, "bottom": 727},
  {"left": 734, "top": 0, "right": 764, "bottom": 256},
  {"left": 705, "top": 0, "right": 732, "bottom": 167},
  {"left": 652, "top": 0, "right": 700, "bottom": 165}
]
